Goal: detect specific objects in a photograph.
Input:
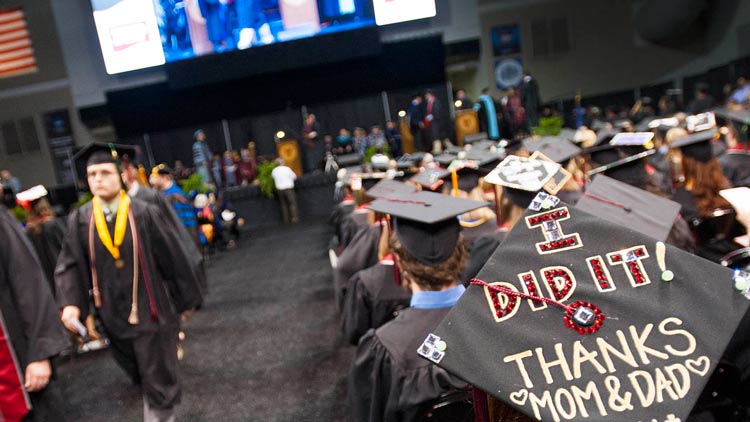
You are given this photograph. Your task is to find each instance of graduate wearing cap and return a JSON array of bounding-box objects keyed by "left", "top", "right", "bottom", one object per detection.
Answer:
[
  {"left": 348, "top": 191, "right": 486, "bottom": 422},
  {"left": 423, "top": 192, "right": 750, "bottom": 422},
  {"left": 0, "top": 201, "right": 70, "bottom": 422},
  {"left": 669, "top": 129, "right": 746, "bottom": 261},
  {"left": 55, "top": 143, "right": 203, "bottom": 422},
  {"left": 17, "top": 186, "right": 67, "bottom": 296}
]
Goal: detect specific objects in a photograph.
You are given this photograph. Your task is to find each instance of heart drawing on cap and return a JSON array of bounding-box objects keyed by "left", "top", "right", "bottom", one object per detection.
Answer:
[
  {"left": 686, "top": 356, "right": 711, "bottom": 377},
  {"left": 509, "top": 389, "right": 528, "bottom": 406}
]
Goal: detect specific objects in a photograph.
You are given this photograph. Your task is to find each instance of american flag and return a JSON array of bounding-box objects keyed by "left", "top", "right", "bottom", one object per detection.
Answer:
[{"left": 0, "top": 8, "right": 37, "bottom": 79}]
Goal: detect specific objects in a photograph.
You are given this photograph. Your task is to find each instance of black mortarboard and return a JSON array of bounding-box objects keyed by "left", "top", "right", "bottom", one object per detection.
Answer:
[
  {"left": 671, "top": 128, "right": 719, "bottom": 163},
  {"left": 367, "top": 191, "right": 488, "bottom": 265},
  {"left": 523, "top": 137, "right": 581, "bottom": 164},
  {"left": 409, "top": 168, "right": 451, "bottom": 191},
  {"left": 366, "top": 179, "right": 418, "bottom": 199},
  {"left": 713, "top": 107, "right": 750, "bottom": 125},
  {"left": 595, "top": 128, "right": 620, "bottom": 146},
  {"left": 587, "top": 149, "right": 656, "bottom": 189},
  {"left": 576, "top": 174, "right": 681, "bottom": 241},
  {"left": 73, "top": 142, "right": 136, "bottom": 168},
  {"left": 634, "top": 116, "right": 658, "bottom": 132},
  {"left": 485, "top": 156, "right": 561, "bottom": 207},
  {"left": 464, "top": 148, "right": 502, "bottom": 167},
  {"left": 434, "top": 153, "right": 457, "bottom": 167},
  {"left": 581, "top": 144, "right": 621, "bottom": 166},
  {"left": 421, "top": 195, "right": 750, "bottom": 422},
  {"left": 558, "top": 128, "right": 577, "bottom": 142}
]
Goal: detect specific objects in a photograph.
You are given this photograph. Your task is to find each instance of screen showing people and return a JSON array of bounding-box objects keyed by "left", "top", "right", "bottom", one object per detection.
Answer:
[{"left": 92, "top": 0, "right": 399, "bottom": 74}]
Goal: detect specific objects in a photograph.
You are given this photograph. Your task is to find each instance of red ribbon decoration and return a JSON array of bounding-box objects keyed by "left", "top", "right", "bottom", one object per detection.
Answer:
[{"left": 470, "top": 278, "right": 605, "bottom": 334}]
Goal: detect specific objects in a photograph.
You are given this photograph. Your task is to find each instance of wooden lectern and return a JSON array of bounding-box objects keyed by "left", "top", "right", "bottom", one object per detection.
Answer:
[
  {"left": 276, "top": 139, "right": 303, "bottom": 176},
  {"left": 454, "top": 109, "right": 480, "bottom": 146},
  {"left": 399, "top": 119, "right": 415, "bottom": 154}
]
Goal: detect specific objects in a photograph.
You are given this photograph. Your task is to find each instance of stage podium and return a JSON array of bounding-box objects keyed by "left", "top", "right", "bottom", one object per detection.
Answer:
[
  {"left": 454, "top": 109, "right": 479, "bottom": 146},
  {"left": 276, "top": 139, "right": 303, "bottom": 176},
  {"left": 399, "top": 119, "right": 415, "bottom": 154}
]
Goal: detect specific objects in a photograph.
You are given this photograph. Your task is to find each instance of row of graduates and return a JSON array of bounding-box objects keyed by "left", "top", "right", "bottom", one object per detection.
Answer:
[
  {"left": 329, "top": 107, "right": 750, "bottom": 421},
  {"left": 1, "top": 143, "right": 207, "bottom": 422}
]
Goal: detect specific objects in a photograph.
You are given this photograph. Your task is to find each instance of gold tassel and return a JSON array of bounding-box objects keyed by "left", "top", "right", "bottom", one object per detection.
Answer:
[{"left": 128, "top": 303, "right": 139, "bottom": 325}]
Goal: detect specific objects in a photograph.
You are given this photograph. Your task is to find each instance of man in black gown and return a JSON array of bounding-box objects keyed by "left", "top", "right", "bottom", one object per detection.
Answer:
[
  {"left": 0, "top": 202, "right": 69, "bottom": 422},
  {"left": 348, "top": 192, "right": 487, "bottom": 422},
  {"left": 56, "top": 144, "right": 203, "bottom": 422}
]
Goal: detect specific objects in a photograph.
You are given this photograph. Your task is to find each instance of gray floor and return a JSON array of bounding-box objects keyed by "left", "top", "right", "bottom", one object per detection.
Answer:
[{"left": 56, "top": 221, "right": 354, "bottom": 422}]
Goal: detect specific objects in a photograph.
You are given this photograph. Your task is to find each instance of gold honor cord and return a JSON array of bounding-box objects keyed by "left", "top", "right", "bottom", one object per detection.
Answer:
[{"left": 92, "top": 191, "right": 130, "bottom": 269}]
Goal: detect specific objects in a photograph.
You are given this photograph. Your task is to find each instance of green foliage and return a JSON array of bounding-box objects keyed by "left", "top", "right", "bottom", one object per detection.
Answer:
[
  {"left": 179, "top": 173, "right": 213, "bottom": 194},
  {"left": 531, "top": 116, "right": 564, "bottom": 137},
  {"left": 257, "top": 161, "right": 277, "bottom": 198},
  {"left": 363, "top": 144, "right": 390, "bottom": 164},
  {"left": 11, "top": 206, "right": 26, "bottom": 223}
]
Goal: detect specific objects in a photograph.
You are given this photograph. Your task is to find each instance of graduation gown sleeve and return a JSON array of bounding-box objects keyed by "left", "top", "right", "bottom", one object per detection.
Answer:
[
  {"left": 342, "top": 272, "right": 374, "bottom": 345},
  {"left": 0, "top": 209, "right": 68, "bottom": 366},
  {"left": 54, "top": 208, "right": 91, "bottom": 318},
  {"left": 142, "top": 204, "right": 203, "bottom": 313}
]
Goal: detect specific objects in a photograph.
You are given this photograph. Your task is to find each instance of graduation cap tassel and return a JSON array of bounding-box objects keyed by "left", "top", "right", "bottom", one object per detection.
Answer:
[{"left": 470, "top": 278, "right": 605, "bottom": 335}]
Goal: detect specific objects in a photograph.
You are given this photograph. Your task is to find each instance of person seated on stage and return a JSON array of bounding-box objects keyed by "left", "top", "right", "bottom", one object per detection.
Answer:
[
  {"left": 349, "top": 193, "right": 486, "bottom": 422},
  {"left": 335, "top": 128, "right": 354, "bottom": 155},
  {"left": 353, "top": 127, "right": 369, "bottom": 158},
  {"left": 368, "top": 125, "right": 387, "bottom": 149},
  {"left": 384, "top": 120, "right": 402, "bottom": 157}
]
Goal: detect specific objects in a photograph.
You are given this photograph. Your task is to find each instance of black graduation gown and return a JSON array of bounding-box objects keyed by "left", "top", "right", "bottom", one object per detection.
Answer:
[
  {"left": 55, "top": 199, "right": 203, "bottom": 408},
  {"left": 461, "top": 233, "right": 505, "bottom": 286},
  {"left": 334, "top": 224, "right": 381, "bottom": 312},
  {"left": 25, "top": 218, "right": 66, "bottom": 296},
  {"left": 672, "top": 188, "right": 745, "bottom": 262},
  {"left": 0, "top": 207, "right": 69, "bottom": 422},
  {"left": 719, "top": 151, "right": 750, "bottom": 188},
  {"left": 460, "top": 218, "right": 498, "bottom": 248},
  {"left": 341, "top": 261, "right": 411, "bottom": 345},
  {"left": 348, "top": 306, "right": 468, "bottom": 422},
  {"left": 132, "top": 186, "right": 207, "bottom": 293}
]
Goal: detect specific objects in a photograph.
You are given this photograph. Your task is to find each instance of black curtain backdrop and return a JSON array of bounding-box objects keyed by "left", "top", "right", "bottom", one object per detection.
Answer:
[{"left": 107, "top": 36, "right": 446, "bottom": 138}]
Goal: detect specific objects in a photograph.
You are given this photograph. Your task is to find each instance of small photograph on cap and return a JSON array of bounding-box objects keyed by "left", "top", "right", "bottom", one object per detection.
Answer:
[
  {"left": 484, "top": 155, "right": 560, "bottom": 193},
  {"left": 686, "top": 111, "right": 716, "bottom": 133},
  {"left": 528, "top": 151, "right": 573, "bottom": 195}
]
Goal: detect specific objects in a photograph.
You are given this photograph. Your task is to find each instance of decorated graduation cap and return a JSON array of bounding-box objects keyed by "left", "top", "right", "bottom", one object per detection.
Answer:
[
  {"left": 610, "top": 132, "right": 655, "bottom": 156},
  {"left": 686, "top": 112, "right": 716, "bottom": 133},
  {"left": 577, "top": 175, "right": 681, "bottom": 242},
  {"left": 367, "top": 191, "right": 487, "bottom": 265},
  {"left": 485, "top": 155, "right": 562, "bottom": 207},
  {"left": 409, "top": 167, "right": 451, "bottom": 191},
  {"left": 366, "top": 179, "right": 418, "bottom": 199},
  {"left": 523, "top": 137, "right": 581, "bottom": 164},
  {"left": 671, "top": 128, "right": 719, "bottom": 163},
  {"left": 421, "top": 192, "right": 750, "bottom": 422},
  {"left": 15, "top": 185, "right": 48, "bottom": 211},
  {"left": 588, "top": 149, "right": 656, "bottom": 189}
]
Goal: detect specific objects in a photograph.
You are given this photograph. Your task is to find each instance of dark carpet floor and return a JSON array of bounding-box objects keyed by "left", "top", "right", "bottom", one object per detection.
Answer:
[{"left": 56, "top": 220, "right": 355, "bottom": 422}]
